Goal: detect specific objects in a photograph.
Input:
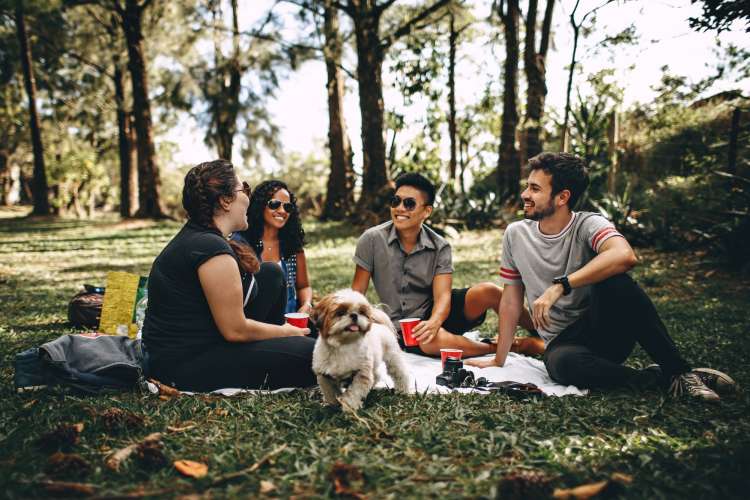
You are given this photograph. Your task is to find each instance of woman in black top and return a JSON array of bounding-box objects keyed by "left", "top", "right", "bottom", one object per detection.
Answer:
[{"left": 142, "top": 160, "right": 315, "bottom": 391}]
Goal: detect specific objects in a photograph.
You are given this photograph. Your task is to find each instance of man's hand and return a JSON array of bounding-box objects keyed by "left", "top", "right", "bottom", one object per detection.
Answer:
[
  {"left": 465, "top": 357, "right": 502, "bottom": 369},
  {"left": 412, "top": 318, "right": 440, "bottom": 344},
  {"left": 531, "top": 283, "right": 564, "bottom": 331}
]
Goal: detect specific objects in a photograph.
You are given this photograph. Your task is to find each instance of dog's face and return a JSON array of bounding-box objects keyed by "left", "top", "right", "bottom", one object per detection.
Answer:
[{"left": 312, "top": 289, "right": 374, "bottom": 346}]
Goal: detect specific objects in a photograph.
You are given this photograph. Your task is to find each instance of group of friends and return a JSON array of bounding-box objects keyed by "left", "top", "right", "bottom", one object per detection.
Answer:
[{"left": 142, "top": 153, "right": 735, "bottom": 401}]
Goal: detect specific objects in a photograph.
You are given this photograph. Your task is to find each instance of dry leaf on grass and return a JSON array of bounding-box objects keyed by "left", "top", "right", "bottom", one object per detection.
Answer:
[
  {"left": 553, "top": 480, "right": 609, "bottom": 499},
  {"left": 37, "top": 423, "right": 85, "bottom": 450},
  {"left": 105, "top": 432, "right": 162, "bottom": 472},
  {"left": 174, "top": 459, "right": 208, "bottom": 478},
  {"left": 259, "top": 480, "right": 276, "bottom": 494},
  {"left": 99, "top": 408, "right": 145, "bottom": 432},
  {"left": 329, "top": 461, "right": 366, "bottom": 499},
  {"left": 45, "top": 452, "right": 91, "bottom": 478},
  {"left": 167, "top": 422, "right": 197, "bottom": 433},
  {"left": 149, "top": 378, "right": 181, "bottom": 397},
  {"left": 40, "top": 480, "right": 96, "bottom": 496},
  {"left": 553, "top": 473, "right": 631, "bottom": 500}
]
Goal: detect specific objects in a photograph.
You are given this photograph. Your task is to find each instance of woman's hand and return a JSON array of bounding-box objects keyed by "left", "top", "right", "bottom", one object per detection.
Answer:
[
  {"left": 297, "top": 302, "right": 313, "bottom": 315},
  {"left": 280, "top": 323, "right": 310, "bottom": 337}
]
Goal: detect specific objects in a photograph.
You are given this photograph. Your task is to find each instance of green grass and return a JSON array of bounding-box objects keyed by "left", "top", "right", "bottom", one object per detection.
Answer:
[{"left": 1, "top": 211, "right": 749, "bottom": 498}]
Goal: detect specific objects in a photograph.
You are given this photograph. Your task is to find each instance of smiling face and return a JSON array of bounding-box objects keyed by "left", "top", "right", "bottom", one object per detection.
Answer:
[
  {"left": 521, "top": 169, "right": 557, "bottom": 221},
  {"left": 227, "top": 174, "right": 250, "bottom": 232},
  {"left": 390, "top": 185, "right": 432, "bottom": 232},
  {"left": 263, "top": 188, "right": 292, "bottom": 230}
]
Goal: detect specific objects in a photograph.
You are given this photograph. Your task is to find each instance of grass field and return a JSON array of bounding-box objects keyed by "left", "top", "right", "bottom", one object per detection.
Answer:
[{"left": 1, "top": 211, "right": 748, "bottom": 498}]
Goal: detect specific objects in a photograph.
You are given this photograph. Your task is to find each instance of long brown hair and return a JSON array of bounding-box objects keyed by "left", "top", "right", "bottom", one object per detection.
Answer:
[{"left": 183, "top": 160, "right": 260, "bottom": 273}]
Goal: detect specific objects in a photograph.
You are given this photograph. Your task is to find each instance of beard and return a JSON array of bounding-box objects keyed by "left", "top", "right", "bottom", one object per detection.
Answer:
[{"left": 523, "top": 198, "right": 555, "bottom": 221}]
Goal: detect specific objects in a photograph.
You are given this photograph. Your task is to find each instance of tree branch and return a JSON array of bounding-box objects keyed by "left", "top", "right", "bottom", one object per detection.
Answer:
[{"left": 381, "top": 0, "right": 451, "bottom": 50}]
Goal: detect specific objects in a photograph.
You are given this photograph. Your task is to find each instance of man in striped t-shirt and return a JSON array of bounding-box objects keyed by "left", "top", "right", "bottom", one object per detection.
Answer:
[{"left": 468, "top": 152, "right": 735, "bottom": 401}]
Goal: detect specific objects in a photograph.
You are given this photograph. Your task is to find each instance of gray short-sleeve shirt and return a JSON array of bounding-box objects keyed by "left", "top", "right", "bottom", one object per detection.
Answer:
[
  {"left": 353, "top": 221, "right": 453, "bottom": 329},
  {"left": 499, "top": 211, "right": 623, "bottom": 343}
]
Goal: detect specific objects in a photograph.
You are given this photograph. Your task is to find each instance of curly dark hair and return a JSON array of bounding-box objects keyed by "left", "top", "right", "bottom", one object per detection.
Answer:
[
  {"left": 182, "top": 160, "right": 259, "bottom": 273},
  {"left": 240, "top": 179, "right": 306, "bottom": 258},
  {"left": 526, "top": 152, "right": 590, "bottom": 209}
]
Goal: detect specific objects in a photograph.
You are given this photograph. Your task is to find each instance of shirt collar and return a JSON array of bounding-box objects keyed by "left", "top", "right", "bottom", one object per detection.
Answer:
[{"left": 387, "top": 222, "right": 436, "bottom": 252}]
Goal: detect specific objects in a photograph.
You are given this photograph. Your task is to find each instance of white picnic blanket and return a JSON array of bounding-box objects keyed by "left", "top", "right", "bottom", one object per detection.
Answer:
[{"left": 146, "top": 352, "right": 586, "bottom": 397}]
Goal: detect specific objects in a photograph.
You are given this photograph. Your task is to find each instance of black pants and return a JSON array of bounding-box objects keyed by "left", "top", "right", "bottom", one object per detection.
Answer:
[
  {"left": 544, "top": 274, "right": 691, "bottom": 390},
  {"left": 161, "top": 262, "right": 315, "bottom": 391}
]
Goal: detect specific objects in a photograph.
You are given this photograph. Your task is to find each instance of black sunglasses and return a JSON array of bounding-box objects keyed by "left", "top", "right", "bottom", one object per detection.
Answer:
[
  {"left": 235, "top": 181, "right": 251, "bottom": 197},
  {"left": 267, "top": 199, "right": 295, "bottom": 212},
  {"left": 390, "top": 195, "right": 422, "bottom": 211}
]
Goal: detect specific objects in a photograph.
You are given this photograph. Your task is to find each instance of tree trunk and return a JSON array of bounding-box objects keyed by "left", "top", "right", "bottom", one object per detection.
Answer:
[
  {"left": 212, "top": 0, "right": 241, "bottom": 161},
  {"left": 497, "top": 0, "right": 521, "bottom": 198},
  {"left": 523, "top": 0, "right": 554, "bottom": 161},
  {"left": 351, "top": 2, "right": 389, "bottom": 217},
  {"left": 448, "top": 10, "right": 458, "bottom": 185},
  {"left": 0, "top": 149, "right": 10, "bottom": 206},
  {"left": 562, "top": 0, "right": 583, "bottom": 152},
  {"left": 15, "top": 3, "right": 50, "bottom": 215},
  {"left": 121, "top": 0, "right": 165, "bottom": 218},
  {"left": 114, "top": 65, "right": 138, "bottom": 217},
  {"left": 321, "top": 0, "right": 355, "bottom": 221},
  {"left": 607, "top": 109, "right": 619, "bottom": 195}
]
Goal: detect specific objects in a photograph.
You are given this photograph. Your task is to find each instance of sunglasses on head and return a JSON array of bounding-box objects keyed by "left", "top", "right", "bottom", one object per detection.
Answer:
[
  {"left": 390, "top": 195, "right": 422, "bottom": 211},
  {"left": 235, "top": 181, "right": 251, "bottom": 197},
  {"left": 267, "top": 199, "right": 295, "bottom": 212}
]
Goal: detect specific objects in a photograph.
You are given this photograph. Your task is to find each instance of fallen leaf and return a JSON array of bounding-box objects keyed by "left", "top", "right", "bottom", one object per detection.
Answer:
[
  {"left": 149, "top": 378, "right": 181, "bottom": 397},
  {"left": 106, "top": 432, "right": 163, "bottom": 472},
  {"left": 498, "top": 470, "right": 553, "bottom": 499},
  {"left": 136, "top": 439, "right": 168, "bottom": 470},
  {"left": 100, "top": 408, "right": 145, "bottom": 432},
  {"left": 45, "top": 452, "right": 91, "bottom": 478},
  {"left": 167, "top": 422, "right": 197, "bottom": 433},
  {"left": 174, "top": 459, "right": 208, "bottom": 479},
  {"left": 610, "top": 472, "right": 633, "bottom": 484},
  {"left": 37, "top": 423, "right": 85, "bottom": 450},
  {"left": 42, "top": 480, "right": 96, "bottom": 496},
  {"left": 329, "top": 461, "right": 365, "bottom": 499},
  {"left": 553, "top": 480, "right": 609, "bottom": 499},
  {"left": 260, "top": 480, "right": 276, "bottom": 494},
  {"left": 704, "top": 269, "right": 716, "bottom": 278}
]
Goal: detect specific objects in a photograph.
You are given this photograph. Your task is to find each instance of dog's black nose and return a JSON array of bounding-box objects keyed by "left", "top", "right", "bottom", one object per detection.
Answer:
[{"left": 349, "top": 313, "right": 358, "bottom": 322}]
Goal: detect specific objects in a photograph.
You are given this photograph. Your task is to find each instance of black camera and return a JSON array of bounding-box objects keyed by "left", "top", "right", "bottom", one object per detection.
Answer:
[{"left": 436, "top": 356, "right": 476, "bottom": 388}]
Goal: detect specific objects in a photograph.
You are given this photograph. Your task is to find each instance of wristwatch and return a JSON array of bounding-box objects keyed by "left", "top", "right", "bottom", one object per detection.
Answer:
[{"left": 552, "top": 275, "right": 572, "bottom": 296}]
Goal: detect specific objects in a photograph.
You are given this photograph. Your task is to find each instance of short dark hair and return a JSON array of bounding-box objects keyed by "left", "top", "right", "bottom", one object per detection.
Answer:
[
  {"left": 394, "top": 172, "right": 436, "bottom": 205},
  {"left": 526, "top": 152, "right": 589, "bottom": 208}
]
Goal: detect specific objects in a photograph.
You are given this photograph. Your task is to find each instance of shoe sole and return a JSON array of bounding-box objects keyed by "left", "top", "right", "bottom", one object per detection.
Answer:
[{"left": 693, "top": 368, "right": 739, "bottom": 394}]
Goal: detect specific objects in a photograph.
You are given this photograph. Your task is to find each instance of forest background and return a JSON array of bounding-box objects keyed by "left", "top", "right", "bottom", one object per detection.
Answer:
[{"left": 0, "top": 0, "right": 748, "bottom": 265}]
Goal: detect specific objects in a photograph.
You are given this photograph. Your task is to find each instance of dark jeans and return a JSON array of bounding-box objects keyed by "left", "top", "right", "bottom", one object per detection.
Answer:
[
  {"left": 544, "top": 274, "right": 691, "bottom": 390},
  {"left": 160, "top": 262, "right": 315, "bottom": 391}
]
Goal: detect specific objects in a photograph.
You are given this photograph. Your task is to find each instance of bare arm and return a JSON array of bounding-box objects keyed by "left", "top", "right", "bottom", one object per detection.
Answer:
[
  {"left": 198, "top": 255, "right": 308, "bottom": 342},
  {"left": 351, "top": 265, "right": 371, "bottom": 294},
  {"left": 467, "top": 283, "right": 524, "bottom": 368},
  {"left": 532, "top": 236, "right": 637, "bottom": 330},
  {"left": 413, "top": 272, "right": 452, "bottom": 344},
  {"left": 295, "top": 251, "right": 313, "bottom": 314}
]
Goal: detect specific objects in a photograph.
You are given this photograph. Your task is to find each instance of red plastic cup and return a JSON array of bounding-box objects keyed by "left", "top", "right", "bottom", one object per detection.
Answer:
[
  {"left": 285, "top": 312, "right": 309, "bottom": 328},
  {"left": 399, "top": 318, "right": 420, "bottom": 347},
  {"left": 440, "top": 348, "right": 463, "bottom": 368}
]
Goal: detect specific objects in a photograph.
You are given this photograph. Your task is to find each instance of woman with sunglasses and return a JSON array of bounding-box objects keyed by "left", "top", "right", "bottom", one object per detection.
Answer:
[
  {"left": 142, "top": 161, "right": 315, "bottom": 392},
  {"left": 236, "top": 180, "right": 314, "bottom": 319}
]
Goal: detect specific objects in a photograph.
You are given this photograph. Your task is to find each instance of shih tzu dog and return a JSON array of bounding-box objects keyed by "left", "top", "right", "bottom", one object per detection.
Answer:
[{"left": 311, "top": 289, "right": 411, "bottom": 411}]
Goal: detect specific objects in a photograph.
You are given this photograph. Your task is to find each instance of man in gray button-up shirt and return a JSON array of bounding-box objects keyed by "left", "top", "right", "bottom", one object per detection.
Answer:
[{"left": 352, "top": 173, "right": 527, "bottom": 357}]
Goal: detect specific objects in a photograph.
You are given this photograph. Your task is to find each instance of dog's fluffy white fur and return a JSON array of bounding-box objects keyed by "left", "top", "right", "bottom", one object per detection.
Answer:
[{"left": 311, "top": 289, "right": 411, "bottom": 411}]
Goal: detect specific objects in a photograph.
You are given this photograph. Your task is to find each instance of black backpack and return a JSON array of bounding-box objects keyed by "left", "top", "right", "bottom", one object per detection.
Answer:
[{"left": 67, "top": 285, "right": 105, "bottom": 329}]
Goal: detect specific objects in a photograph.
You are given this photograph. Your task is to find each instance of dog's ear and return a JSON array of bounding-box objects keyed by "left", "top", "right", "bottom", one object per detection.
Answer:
[{"left": 311, "top": 295, "right": 331, "bottom": 332}]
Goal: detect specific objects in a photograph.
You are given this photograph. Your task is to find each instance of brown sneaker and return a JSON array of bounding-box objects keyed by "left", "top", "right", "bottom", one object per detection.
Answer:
[
  {"left": 669, "top": 372, "right": 720, "bottom": 402},
  {"left": 692, "top": 368, "right": 738, "bottom": 395}
]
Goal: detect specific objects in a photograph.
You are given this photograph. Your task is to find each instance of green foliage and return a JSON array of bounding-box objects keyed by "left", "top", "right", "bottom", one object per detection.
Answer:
[
  {"left": 0, "top": 216, "right": 749, "bottom": 498},
  {"left": 689, "top": 0, "right": 750, "bottom": 33}
]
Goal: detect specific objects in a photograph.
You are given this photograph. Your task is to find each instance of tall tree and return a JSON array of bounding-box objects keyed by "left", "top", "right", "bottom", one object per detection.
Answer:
[
  {"left": 338, "top": 0, "right": 450, "bottom": 216},
  {"left": 497, "top": 0, "right": 520, "bottom": 197},
  {"left": 522, "top": 0, "right": 554, "bottom": 160},
  {"left": 115, "top": 0, "right": 165, "bottom": 218},
  {"left": 15, "top": 1, "right": 49, "bottom": 215},
  {"left": 321, "top": 0, "right": 354, "bottom": 220}
]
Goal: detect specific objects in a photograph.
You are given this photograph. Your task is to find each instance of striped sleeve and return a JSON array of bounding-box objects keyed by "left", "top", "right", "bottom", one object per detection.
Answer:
[
  {"left": 583, "top": 215, "right": 624, "bottom": 252},
  {"left": 499, "top": 225, "right": 522, "bottom": 285}
]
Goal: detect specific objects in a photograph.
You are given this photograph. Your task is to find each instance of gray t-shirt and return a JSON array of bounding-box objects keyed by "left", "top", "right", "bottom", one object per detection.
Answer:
[
  {"left": 499, "top": 211, "right": 623, "bottom": 343},
  {"left": 353, "top": 221, "right": 453, "bottom": 330}
]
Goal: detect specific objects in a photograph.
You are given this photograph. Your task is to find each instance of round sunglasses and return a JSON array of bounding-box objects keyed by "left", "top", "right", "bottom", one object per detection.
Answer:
[
  {"left": 390, "top": 195, "right": 425, "bottom": 211},
  {"left": 235, "top": 181, "right": 251, "bottom": 197},
  {"left": 267, "top": 199, "right": 295, "bottom": 212}
]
